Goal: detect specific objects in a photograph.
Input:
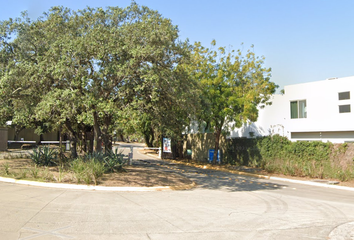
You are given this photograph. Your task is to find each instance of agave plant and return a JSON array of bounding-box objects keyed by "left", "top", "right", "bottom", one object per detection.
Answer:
[
  {"left": 30, "top": 146, "right": 58, "bottom": 166},
  {"left": 103, "top": 148, "right": 126, "bottom": 172}
]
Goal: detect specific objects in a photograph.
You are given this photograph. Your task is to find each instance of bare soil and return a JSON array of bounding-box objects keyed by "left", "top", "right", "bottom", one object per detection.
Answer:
[
  {"left": 1, "top": 149, "right": 354, "bottom": 189},
  {"left": 162, "top": 156, "right": 354, "bottom": 188},
  {"left": 0, "top": 157, "right": 194, "bottom": 189}
]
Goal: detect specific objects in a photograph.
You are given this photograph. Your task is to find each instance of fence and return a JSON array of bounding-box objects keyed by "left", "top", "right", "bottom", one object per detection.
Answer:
[{"left": 0, "top": 127, "right": 8, "bottom": 151}]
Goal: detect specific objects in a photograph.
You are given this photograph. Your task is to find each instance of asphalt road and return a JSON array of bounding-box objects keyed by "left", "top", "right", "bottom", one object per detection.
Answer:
[{"left": 1, "top": 143, "right": 354, "bottom": 239}]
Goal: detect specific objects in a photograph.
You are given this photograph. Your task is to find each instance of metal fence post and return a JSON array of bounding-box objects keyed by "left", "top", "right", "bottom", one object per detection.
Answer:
[{"left": 129, "top": 146, "right": 133, "bottom": 165}]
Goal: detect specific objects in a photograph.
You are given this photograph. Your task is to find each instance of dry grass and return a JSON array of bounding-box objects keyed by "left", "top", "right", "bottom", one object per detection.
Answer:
[{"left": 0, "top": 158, "right": 194, "bottom": 188}]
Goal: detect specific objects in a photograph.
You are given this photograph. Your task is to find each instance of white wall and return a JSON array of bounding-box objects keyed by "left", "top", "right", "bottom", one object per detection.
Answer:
[
  {"left": 227, "top": 94, "right": 288, "bottom": 139},
  {"left": 284, "top": 76, "right": 354, "bottom": 132},
  {"left": 229, "top": 76, "right": 354, "bottom": 143}
]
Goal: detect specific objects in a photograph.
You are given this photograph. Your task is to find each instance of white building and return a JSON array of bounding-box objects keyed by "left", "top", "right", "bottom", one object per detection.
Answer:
[{"left": 229, "top": 76, "right": 354, "bottom": 143}]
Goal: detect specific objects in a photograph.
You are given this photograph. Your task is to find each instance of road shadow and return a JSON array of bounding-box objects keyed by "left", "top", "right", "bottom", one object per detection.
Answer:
[{"left": 134, "top": 158, "right": 286, "bottom": 192}]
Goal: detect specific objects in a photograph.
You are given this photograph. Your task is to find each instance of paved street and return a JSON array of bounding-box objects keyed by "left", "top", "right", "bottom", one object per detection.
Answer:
[{"left": 1, "top": 144, "right": 354, "bottom": 239}]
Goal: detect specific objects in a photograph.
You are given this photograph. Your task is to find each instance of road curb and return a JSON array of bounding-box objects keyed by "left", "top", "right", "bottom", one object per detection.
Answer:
[
  {"left": 269, "top": 176, "right": 354, "bottom": 192},
  {"left": 0, "top": 176, "right": 172, "bottom": 192}
]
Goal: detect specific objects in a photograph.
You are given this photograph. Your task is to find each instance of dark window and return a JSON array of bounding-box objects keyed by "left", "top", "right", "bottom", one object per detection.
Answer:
[
  {"left": 339, "top": 92, "right": 350, "bottom": 100},
  {"left": 290, "top": 100, "right": 307, "bottom": 119},
  {"left": 339, "top": 105, "right": 351, "bottom": 113}
]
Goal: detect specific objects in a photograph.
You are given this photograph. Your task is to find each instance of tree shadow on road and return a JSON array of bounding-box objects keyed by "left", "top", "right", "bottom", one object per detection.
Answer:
[
  {"left": 136, "top": 158, "right": 287, "bottom": 192},
  {"left": 186, "top": 173, "right": 286, "bottom": 192}
]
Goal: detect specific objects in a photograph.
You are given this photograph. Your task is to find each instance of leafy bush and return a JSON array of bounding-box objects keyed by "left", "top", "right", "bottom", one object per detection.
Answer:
[
  {"left": 86, "top": 159, "right": 106, "bottom": 185},
  {"left": 30, "top": 166, "right": 40, "bottom": 179},
  {"left": 2, "top": 162, "right": 10, "bottom": 175},
  {"left": 70, "top": 158, "right": 88, "bottom": 184},
  {"left": 224, "top": 135, "right": 354, "bottom": 181},
  {"left": 70, "top": 157, "right": 105, "bottom": 185},
  {"left": 70, "top": 149, "right": 126, "bottom": 185},
  {"left": 30, "top": 147, "right": 58, "bottom": 166},
  {"left": 103, "top": 149, "right": 126, "bottom": 172}
]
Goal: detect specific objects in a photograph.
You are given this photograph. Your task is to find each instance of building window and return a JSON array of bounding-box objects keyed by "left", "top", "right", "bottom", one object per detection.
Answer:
[
  {"left": 339, "top": 91, "right": 350, "bottom": 100},
  {"left": 339, "top": 104, "right": 351, "bottom": 113},
  {"left": 290, "top": 100, "right": 307, "bottom": 119}
]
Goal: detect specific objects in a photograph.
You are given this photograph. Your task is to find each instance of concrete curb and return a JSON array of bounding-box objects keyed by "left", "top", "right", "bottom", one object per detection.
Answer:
[
  {"left": 0, "top": 176, "right": 172, "bottom": 192},
  {"left": 269, "top": 176, "right": 354, "bottom": 192}
]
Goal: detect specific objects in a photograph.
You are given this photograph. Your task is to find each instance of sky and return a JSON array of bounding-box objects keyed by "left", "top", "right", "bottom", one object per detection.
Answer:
[{"left": 1, "top": 0, "right": 354, "bottom": 92}]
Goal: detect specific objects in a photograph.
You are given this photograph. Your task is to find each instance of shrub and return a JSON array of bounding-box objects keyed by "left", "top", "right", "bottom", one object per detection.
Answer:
[
  {"left": 103, "top": 149, "right": 126, "bottom": 172},
  {"left": 30, "top": 147, "right": 58, "bottom": 166},
  {"left": 224, "top": 135, "right": 354, "bottom": 181},
  {"left": 87, "top": 159, "right": 105, "bottom": 185},
  {"left": 2, "top": 162, "right": 10, "bottom": 175},
  {"left": 30, "top": 165, "right": 40, "bottom": 179},
  {"left": 20, "top": 169, "right": 28, "bottom": 179},
  {"left": 70, "top": 158, "right": 87, "bottom": 184},
  {"left": 70, "top": 157, "right": 105, "bottom": 185}
]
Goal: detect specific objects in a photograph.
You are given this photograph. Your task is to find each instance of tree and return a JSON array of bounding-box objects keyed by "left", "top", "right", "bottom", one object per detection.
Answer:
[
  {"left": 191, "top": 40, "right": 278, "bottom": 163},
  {"left": 0, "top": 2, "right": 197, "bottom": 154}
]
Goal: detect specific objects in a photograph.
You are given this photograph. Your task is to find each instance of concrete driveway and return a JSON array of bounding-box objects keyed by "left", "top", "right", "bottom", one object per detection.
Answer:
[{"left": 1, "top": 145, "right": 354, "bottom": 239}]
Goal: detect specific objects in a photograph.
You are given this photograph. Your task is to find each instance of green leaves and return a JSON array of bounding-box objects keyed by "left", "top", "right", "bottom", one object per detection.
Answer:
[
  {"left": 0, "top": 2, "right": 198, "bottom": 153},
  {"left": 189, "top": 41, "right": 278, "bottom": 162},
  {"left": 30, "top": 146, "right": 58, "bottom": 166},
  {"left": 191, "top": 40, "right": 278, "bottom": 132}
]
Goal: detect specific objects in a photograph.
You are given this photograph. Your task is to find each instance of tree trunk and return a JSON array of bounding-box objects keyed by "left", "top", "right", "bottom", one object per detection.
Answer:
[
  {"left": 143, "top": 126, "right": 154, "bottom": 147},
  {"left": 59, "top": 126, "right": 62, "bottom": 158},
  {"left": 64, "top": 121, "right": 78, "bottom": 158},
  {"left": 102, "top": 115, "right": 113, "bottom": 153},
  {"left": 14, "top": 126, "right": 24, "bottom": 141},
  {"left": 93, "top": 111, "right": 102, "bottom": 152},
  {"left": 70, "top": 138, "right": 78, "bottom": 158},
  {"left": 119, "top": 134, "right": 125, "bottom": 142},
  {"left": 81, "top": 130, "right": 87, "bottom": 153},
  {"left": 150, "top": 127, "right": 155, "bottom": 147},
  {"left": 144, "top": 133, "right": 151, "bottom": 147},
  {"left": 103, "top": 134, "right": 112, "bottom": 153}
]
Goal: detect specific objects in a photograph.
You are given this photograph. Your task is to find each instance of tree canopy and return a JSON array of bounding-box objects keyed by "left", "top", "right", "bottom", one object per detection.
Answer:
[
  {"left": 0, "top": 2, "right": 278, "bottom": 162},
  {"left": 0, "top": 2, "right": 198, "bottom": 155},
  {"left": 190, "top": 40, "right": 278, "bottom": 163}
]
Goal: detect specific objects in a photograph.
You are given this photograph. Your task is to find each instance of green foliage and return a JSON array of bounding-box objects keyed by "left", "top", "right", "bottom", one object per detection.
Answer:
[
  {"left": 20, "top": 169, "right": 28, "bottom": 179},
  {"left": 30, "top": 147, "right": 58, "bottom": 166},
  {"left": 71, "top": 158, "right": 105, "bottom": 185},
  {"left": 224, "top": 135, "right": 354, "bottom": 180},
  {"left": 256, "top": 135, "right": 332, "bottom": 163},
  {"left": 83, "top": 149, "right": 126, "bottom": 173},
  {"left": 41, "top": 167, "right": 52, "bottom": 181},
  {"left": 2, "top": 162, "right": 10, "bottom": 175},
  {"left": 0, "top": 2, "right": 196, "bottom": 154},
  {"left": 86, "top": 159, "right": 106, "bottom": 185},
  {"left": 30, "top": 165, "right": 40, "bottom": 179},
  {"left": 70, "top": 150, "right": 125, "bottom": 185},
  {"left": 70, "top": 158, "right": 88, "bottom": 184},
  {"left": 337, "top": 142, "right": 348, "bottom": 154},
  {"left": 190, "top": 41, "right": 278, "bottom": 163},
  {"left": 103, "top": 149, "right": 126, "bottom": 173}
]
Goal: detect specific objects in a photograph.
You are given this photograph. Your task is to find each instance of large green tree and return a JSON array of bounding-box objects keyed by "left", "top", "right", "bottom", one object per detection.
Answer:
[
  {"left": 0, "top": 2, "right": 197, "bottom": 155},
  {"left": 191, "top": 40, "right": 278, "bottom": 163}
]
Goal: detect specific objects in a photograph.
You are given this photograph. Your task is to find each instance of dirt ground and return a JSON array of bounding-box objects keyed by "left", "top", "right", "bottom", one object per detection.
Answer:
[
  {"left": 1, "top": 149, "right": 354, "bottom": 189},
  {"left": 0, "top": 156, "right": 194, "bottom": 189},
  {"left": 138, "top": 150, "right": 354, "bottom": 188}
]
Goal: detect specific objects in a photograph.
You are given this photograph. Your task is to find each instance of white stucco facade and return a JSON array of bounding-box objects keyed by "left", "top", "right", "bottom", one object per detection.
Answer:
[{"left": 229, "top": 76, "right": 354, "bottom": 143}]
